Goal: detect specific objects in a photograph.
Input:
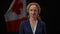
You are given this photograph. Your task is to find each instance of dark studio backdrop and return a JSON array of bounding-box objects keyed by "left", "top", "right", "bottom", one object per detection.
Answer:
[{"left": 0, "top": 0, "right": 56, "bottom": 34}]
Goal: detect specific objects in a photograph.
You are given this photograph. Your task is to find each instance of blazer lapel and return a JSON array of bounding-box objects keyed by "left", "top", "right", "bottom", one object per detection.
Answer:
[
  {"left": 26, "top": 20, "right": 33, "bottom": 34},
  {"left": 26, "top": 20, "right": 42, "bottom": 34},
  {"left": 35, "top": 20, "right": 42, "bottom": 34}
]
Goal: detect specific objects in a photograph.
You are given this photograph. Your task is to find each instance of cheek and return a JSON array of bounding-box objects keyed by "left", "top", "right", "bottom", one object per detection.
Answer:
[
  {"left": 36, "top": 12, "right": 39, "bottom": 15},
  {"left": 35, "top": 11, "right": 38, "bottom": 15},
  {"left": 35, "top": 12, "right": 38, "bottom": 16},
  {"left": 28, "top": 11, "right": 32, "bottom": 15}
]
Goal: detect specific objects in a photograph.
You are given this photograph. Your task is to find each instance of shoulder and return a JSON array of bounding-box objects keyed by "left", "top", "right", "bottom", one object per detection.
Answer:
[
  {"left": 41, "top": 20, "right": 46, "bottom": 25},
  {"left": 20, "top": 20, "right": 28, "bottom": 26},
  {"left": 38, "top": 20, "right": 46, "bottom": 26}
]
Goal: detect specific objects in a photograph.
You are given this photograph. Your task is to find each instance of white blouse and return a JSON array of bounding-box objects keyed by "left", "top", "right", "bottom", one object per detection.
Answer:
[{"left": 32, "top": 20, "right": 38, "bottom": 34}]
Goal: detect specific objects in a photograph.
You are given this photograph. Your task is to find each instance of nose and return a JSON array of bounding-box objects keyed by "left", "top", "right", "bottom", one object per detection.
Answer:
[{"left": 32, "top": 10, "right": 36, "bottom": 15}]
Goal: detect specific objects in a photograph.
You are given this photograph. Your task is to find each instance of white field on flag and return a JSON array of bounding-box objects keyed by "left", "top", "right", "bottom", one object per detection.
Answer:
[{"left": 4, "top": 0, "right": 26, "bottom": 32}]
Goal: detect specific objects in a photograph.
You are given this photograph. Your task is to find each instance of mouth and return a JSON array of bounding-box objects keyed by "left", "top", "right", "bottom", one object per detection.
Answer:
[{"left": 33, "top": 14, "right": 36, "bottom": 15}]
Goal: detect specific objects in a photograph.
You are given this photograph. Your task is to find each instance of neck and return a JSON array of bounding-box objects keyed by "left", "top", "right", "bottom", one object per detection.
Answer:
[{"left": 29, "top": 17, "right": 37, "bottom": 21}]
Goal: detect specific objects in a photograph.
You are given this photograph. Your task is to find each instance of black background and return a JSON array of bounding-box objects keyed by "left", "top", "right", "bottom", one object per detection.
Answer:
[{"left": 0, "top": 0, "right": 56, "bottom": 34}]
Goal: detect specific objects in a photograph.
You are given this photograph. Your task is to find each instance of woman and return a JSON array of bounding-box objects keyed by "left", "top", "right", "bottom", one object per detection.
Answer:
[{"left": 19, "top": 2, "right": 46, "bottom": 34}]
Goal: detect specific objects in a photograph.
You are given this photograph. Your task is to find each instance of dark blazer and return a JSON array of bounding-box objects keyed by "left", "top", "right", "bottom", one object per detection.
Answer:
[{"left": 19, "top": 19, "right": 46, "bottom": 34}]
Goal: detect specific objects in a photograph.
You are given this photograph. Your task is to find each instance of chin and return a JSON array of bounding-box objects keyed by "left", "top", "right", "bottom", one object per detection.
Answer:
[
  {"left": 33, "top": 16, "right": 36, "bottom": 18},
  {"left": 31, "top": 15, "right": 36, "bottom": 18}
]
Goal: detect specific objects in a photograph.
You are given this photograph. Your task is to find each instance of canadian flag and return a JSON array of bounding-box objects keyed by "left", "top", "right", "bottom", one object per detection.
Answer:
[{"left": 4, "top": 0, "right": 26, "bottom": 32}]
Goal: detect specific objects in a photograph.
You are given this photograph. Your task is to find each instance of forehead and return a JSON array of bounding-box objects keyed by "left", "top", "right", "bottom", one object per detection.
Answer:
[{"left": 29, "top": 5, "right": 38, "bottom": 8}]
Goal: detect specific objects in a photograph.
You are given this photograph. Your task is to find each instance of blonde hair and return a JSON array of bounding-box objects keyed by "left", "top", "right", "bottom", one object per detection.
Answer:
[{"left": 27, "top": 2, "right": 41, "bottom": 20}]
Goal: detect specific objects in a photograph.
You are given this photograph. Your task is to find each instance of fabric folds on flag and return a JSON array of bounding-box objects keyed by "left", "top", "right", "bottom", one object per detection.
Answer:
[{"left": 4, "top": 0, "right": 26, "bottom": 32}]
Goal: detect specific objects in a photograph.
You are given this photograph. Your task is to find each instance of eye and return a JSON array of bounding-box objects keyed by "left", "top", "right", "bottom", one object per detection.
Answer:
[
  {"left": 34, "top": 9, "right": 38, "bottom": 12},
  {"left": 34, "top": 10, "right": 36, "bottom": 12},
  {"left": 30, "top": 9, "right": 33, "bottom": 11}
]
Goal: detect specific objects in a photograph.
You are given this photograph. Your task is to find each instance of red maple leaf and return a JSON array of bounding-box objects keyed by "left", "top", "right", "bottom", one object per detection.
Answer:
[{"left": 12, "top": 0, "right": 23, "bottom": 15}]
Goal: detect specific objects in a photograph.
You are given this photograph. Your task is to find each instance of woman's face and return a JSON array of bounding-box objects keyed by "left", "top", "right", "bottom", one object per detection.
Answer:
[{"left": 29, "top": 5, "right": 38, "bottom": 18}]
